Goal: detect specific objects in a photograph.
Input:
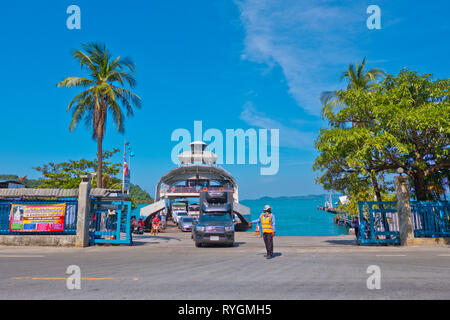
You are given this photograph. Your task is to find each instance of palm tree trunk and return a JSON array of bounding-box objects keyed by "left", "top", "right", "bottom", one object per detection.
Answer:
[
  {"left": 96, "top": 99, "right": 106, "bottom": 189},
  {"left": 97, "top": 134, "right": 103, "bottom": 188}
]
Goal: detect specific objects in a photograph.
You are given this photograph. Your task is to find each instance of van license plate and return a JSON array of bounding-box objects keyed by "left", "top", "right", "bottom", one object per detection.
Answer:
[{"left": 210, "top": 236, "right": 219, "bottom": 241}]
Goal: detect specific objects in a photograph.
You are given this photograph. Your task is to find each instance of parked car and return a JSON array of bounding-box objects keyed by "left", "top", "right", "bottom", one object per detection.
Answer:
[
  {"left": 174, "top": 211, "right": 189, "bottom": 225},
  {"left": 179, "top": 216, "right": 194, "bottom": 232},
  {"left": 192, "top": 213, "right": 234, "bottom": 247}
]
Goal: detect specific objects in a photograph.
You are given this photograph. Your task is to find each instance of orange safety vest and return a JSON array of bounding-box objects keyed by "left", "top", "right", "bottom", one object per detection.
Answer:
[{"left": 260, "top": 214, "right": 273, "bottom": 234}]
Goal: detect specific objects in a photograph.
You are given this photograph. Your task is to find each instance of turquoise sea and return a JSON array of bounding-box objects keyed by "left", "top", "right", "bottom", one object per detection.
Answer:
[
  {"left": 241, "top": 196, "right": 347, "bottom": 236},
  {"left": 132, "top": 195, "right": 347, "bottom": 236}
]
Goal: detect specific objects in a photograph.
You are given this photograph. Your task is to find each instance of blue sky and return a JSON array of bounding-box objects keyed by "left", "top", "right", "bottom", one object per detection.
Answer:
[{"left": 0, "top": 0, "right": 449, "bottom": 199}]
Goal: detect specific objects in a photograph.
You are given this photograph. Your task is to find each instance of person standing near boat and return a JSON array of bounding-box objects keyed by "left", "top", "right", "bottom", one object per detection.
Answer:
[{"left": 249, "top": 205, "right": 276, "bottom": 259}]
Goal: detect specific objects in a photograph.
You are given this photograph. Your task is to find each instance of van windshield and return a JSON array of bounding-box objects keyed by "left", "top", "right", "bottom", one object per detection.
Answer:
[{"left": 199, "top": 214, "right": 232, "bottom": 223}]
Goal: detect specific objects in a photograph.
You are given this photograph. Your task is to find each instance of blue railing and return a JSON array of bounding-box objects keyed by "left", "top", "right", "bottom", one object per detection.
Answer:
[
  {"left": 89, "top": 199, "right": 132, "bottom": 245},
  {"left": 411, "top": 201, "right": 450, "bottom": 238},
  {"left": 0, "top": 199, "right": 78, "bottom": 235},
  {"left": 357, "top": 200, "right": 450, "bottom": 245},
  {"left": 357, "top": 201, "right": 400, "bottom": 245}
]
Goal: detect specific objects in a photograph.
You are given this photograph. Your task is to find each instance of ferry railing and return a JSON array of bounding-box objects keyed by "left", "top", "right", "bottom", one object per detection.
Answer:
[
  {"left": 0, "top": 199, "right": 78, "bottom": 235},
  {"left": 166, "top": 186, "right": 233, "bottom": 194}
]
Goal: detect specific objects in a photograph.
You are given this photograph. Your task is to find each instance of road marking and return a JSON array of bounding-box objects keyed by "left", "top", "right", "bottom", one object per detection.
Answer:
[
  {"left": 11, "top": 276, "right": 139, "bottom": 281},
  {"left": 437, "top": 254, "right": 450, "bottom": 257},
  {"left": 376, "top": 254, "right": 406, "bottom": 257},
  {"left": 0, "top": 255, "right": 45, "bottom": 258}
]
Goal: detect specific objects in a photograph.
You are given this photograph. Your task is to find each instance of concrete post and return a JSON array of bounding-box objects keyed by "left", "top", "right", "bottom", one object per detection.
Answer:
[
  {"left": 395, "top": 176, "right": 415, "bottom": 246},
  {"left": 75, "top": 176, "right": 91, "bottom": 247}
]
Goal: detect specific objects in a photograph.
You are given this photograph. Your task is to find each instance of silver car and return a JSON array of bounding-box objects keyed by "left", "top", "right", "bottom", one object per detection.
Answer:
[
  {"left": 179, "top": 216, "right": 194, "bottom": 232},
  {"left": 175, "top": 211, "right": 189, "bottom": 225}
]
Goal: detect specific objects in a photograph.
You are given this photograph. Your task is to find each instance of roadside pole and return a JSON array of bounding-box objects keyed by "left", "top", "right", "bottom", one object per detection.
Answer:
[
  {"left": 75, "top": 175, "right": 92, "bottom": 247},
  {"left": 395, "top": 175, "right": 415, "bottom": 246}
]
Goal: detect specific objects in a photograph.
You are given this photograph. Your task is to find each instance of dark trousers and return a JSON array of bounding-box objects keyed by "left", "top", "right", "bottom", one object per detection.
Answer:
[{"left": 263, "top": 233, "right": 274, "bottom": 256}]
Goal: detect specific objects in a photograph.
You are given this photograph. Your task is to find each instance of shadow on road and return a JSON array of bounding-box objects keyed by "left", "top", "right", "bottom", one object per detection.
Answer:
[
  {"left": 256, "top": 252, "right": 283, "bottom": 259},
  {"left": 325, "top": 239, "right": 357, "bottom": 246},
  {"left": 199, "top": 242, "right": 247, "bottom": 248}
]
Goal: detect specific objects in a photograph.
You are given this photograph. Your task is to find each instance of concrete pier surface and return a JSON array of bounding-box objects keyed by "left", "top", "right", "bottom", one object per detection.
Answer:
[{"left": 0, "top": 232, "right": 449, "bottom": 300}]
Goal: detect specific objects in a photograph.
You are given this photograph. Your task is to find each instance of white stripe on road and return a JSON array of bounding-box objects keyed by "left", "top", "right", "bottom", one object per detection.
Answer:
[
  {"left": 437, "top": 254, "right": 450, "bottom": 257},
  {"left": 376, "top": 254, "right": 406, "bottom": 257},
  {"left": 0, "top": 255, "right": 45, "bottom": 258}
]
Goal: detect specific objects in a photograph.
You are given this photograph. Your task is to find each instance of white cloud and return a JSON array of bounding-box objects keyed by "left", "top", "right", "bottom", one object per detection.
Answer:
[
  {"left": 236, "top": 0, "right": 365, "bottom": 115},
  {"left": 240, "top": 102, "right": 315, "bottom": 150}
]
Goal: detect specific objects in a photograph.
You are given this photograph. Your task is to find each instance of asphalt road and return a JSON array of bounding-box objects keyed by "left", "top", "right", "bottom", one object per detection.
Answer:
[{"left": 0, "top": 232, "right": 449, "bottom": 300}]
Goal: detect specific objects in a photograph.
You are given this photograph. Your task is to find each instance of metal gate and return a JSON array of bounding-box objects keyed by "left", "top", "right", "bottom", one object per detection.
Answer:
[
  {"left": 358, "top": 201, "right": 450, "bottom": 245},
  {"left": 357, "top": 201, "right": 400, "bottom": 245},
  {"left": 90, "top": 200, "right": 132, "bottom": 245}
]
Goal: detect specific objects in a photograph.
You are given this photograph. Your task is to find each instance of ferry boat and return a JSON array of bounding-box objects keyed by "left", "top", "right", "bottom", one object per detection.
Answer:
[{"left": 140, "top": 141, "right": 251, "bottom": 231}]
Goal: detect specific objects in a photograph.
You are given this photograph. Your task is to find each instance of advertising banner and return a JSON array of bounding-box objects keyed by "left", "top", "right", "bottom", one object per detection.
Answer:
[{"left": 9, "top": 203, "right": 66, "bottom": 232}]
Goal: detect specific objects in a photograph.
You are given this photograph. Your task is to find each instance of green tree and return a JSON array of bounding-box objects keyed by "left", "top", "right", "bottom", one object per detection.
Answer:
[
  {"left": 314, "top": 69, "right": 450, "bottom": 202},
  {"left": 34, "top": 149, "right": 122, "bottom": 189},
  {"left": 57, "top": 43, "right": 142, "bottom": 188},
  {"left": 320, "top": 57, "right": 386, "bottom": 118},
  {"left": 319, "top": 58, "right": 387, "bottom": 202},
  {"left": 129, "top": 184, "right": 154, "bottom": 205}
]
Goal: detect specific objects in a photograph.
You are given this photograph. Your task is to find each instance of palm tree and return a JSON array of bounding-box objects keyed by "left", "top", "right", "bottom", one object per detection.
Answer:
[
  {"left": 320, "top": 57, "right": 385, "bottom": 117},
  {"left": 320, "top": 58, "right": 386, "bottom": 203},
  {"left": 57, "top": 43, "right": 142, "bottom": 188}
]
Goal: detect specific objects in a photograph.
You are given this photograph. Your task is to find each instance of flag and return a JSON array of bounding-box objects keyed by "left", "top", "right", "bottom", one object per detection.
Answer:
[
  {"left": 123, "top": 159, "right": 129, "bottom": 178},
  {"left": 123, "top": 154, "right": 131, "bottom": 192}
]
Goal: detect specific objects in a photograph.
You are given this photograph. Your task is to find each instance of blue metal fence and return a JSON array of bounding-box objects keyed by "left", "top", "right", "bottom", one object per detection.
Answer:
[
  {"left": 89, "top": 199, "right": 132, "bottom": 245},
  {"left": 357, "top": 201, "right": 400, "bottom": 245},
  {"left": 412, "top": 201, "right": 450, "bottom": 238},
  {"left": 0, "top": 199, "right": 78, "bottom": 235},
  {"left": 357, "top": 200, "right": 450, "bottom": 245}
]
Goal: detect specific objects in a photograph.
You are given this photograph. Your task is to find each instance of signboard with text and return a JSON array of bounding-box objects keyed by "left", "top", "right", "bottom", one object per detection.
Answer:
[{"left": 9, "top": 203, "right": 66, "bottom": 232}]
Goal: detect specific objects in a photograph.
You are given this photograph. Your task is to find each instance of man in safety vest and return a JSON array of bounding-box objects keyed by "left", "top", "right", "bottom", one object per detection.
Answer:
[{"left": 249, "top": 205, "right": 275, "bottom": 259}]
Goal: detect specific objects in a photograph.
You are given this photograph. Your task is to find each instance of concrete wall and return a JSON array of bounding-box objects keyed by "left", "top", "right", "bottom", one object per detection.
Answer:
[
  {"left": 0, "top": 235, "right": 76, "bottom": 247},
  {"left": 0, "top": 176, "right": 91, "bottom": 247}
]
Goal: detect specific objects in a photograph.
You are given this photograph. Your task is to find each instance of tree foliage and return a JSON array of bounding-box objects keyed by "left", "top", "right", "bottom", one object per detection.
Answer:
[
  {"left": 129, "top": 184, "right": 154, "bottom": 204},
  {"left": 34, "top": 149, "right": 122, "bottom": 189},
  {"left": 314, "top": 69, "right": 450, "bottom": 204},
  {"left": 57, "top": 43, "right": 142, "bottom": 188}
]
